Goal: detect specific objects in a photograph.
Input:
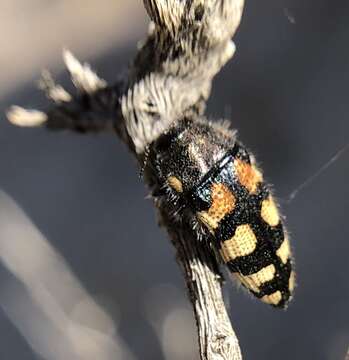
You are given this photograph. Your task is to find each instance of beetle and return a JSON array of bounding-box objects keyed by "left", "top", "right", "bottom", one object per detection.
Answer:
[{"left": 144, "top": 116, "right": 295, "bottom": 308}]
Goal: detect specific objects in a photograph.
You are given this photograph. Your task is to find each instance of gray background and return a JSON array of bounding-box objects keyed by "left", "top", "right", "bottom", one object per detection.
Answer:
[{"left": 0, "top": 0, "right": 348, "bottom": 359}]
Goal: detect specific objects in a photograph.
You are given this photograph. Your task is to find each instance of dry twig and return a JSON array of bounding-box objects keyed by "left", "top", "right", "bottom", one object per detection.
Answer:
[{"left": 7, "top": 1, "right": 245, "bottom": 359}]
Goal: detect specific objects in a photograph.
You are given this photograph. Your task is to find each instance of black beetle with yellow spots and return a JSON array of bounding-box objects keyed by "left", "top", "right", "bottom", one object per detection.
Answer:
[{"left": 145, "top": 116, "right": 295, "bottom": 308}]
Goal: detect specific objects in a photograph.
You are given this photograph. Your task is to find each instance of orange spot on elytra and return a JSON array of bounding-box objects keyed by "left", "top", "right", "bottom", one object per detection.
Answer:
[
  {"left": 261, "top": 291, "right": 282, "bottom": 306},
  {"left": 234, "top": 159, "right": 262, "bottom": 193},
  {"left": 289, "top": 271, "right": 296, "bottom": 292},
  {"left": 276, "top": 236, "right": 290, "bottom": 264},
  {"left": 167, "top": 176, "right": 183, "bottom": 193},
  {"left": 261, "top": 195, "right": 280, "bottom": 227},
  {"left": 220, "top": 224, "right": 257, "bottom": 262},
  {"left": 197, "top": 183, "right": 235, "bottom": 230},
  {"left": 235, "top": 264, "right": 276, "bottom": 293}
]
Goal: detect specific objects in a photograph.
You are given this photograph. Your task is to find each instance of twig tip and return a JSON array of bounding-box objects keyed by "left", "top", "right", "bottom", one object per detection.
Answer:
[{"left": 6, "top": 106, "right": 47, "bottom": 127}]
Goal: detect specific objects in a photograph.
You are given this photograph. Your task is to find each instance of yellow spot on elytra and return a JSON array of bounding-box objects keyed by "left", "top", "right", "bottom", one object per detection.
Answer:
[
  {"left": 220, "top": 224, "right": 257, "bottom": 262},
  {"left": 168, "top": 176, "right": 183, "bottom": 193},
  {"left": 276, "top": 237, "right": 290, "bottom": 264},
  {"left": 289, "top": 271, "right": 296, "bottom": 292},
  {"left": 261, "top": 195, "right": 280, "bottom": 227},
  {"left": 197, "top": 183, "right": 235, "bottom": 230},
  {"left": 236, "top": 264, "right": 276, "bottom": 293},
  {"left": 261, "top": 291, "right": 282, "bottom": 306},
  {"left": 234, "top": 159, "right": 262, "bottom": 193}
]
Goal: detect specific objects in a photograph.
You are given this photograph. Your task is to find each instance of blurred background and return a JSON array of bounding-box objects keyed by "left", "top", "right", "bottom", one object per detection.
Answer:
[{"left": 0, "top": 0, "right": 348, "bottom": 359}]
